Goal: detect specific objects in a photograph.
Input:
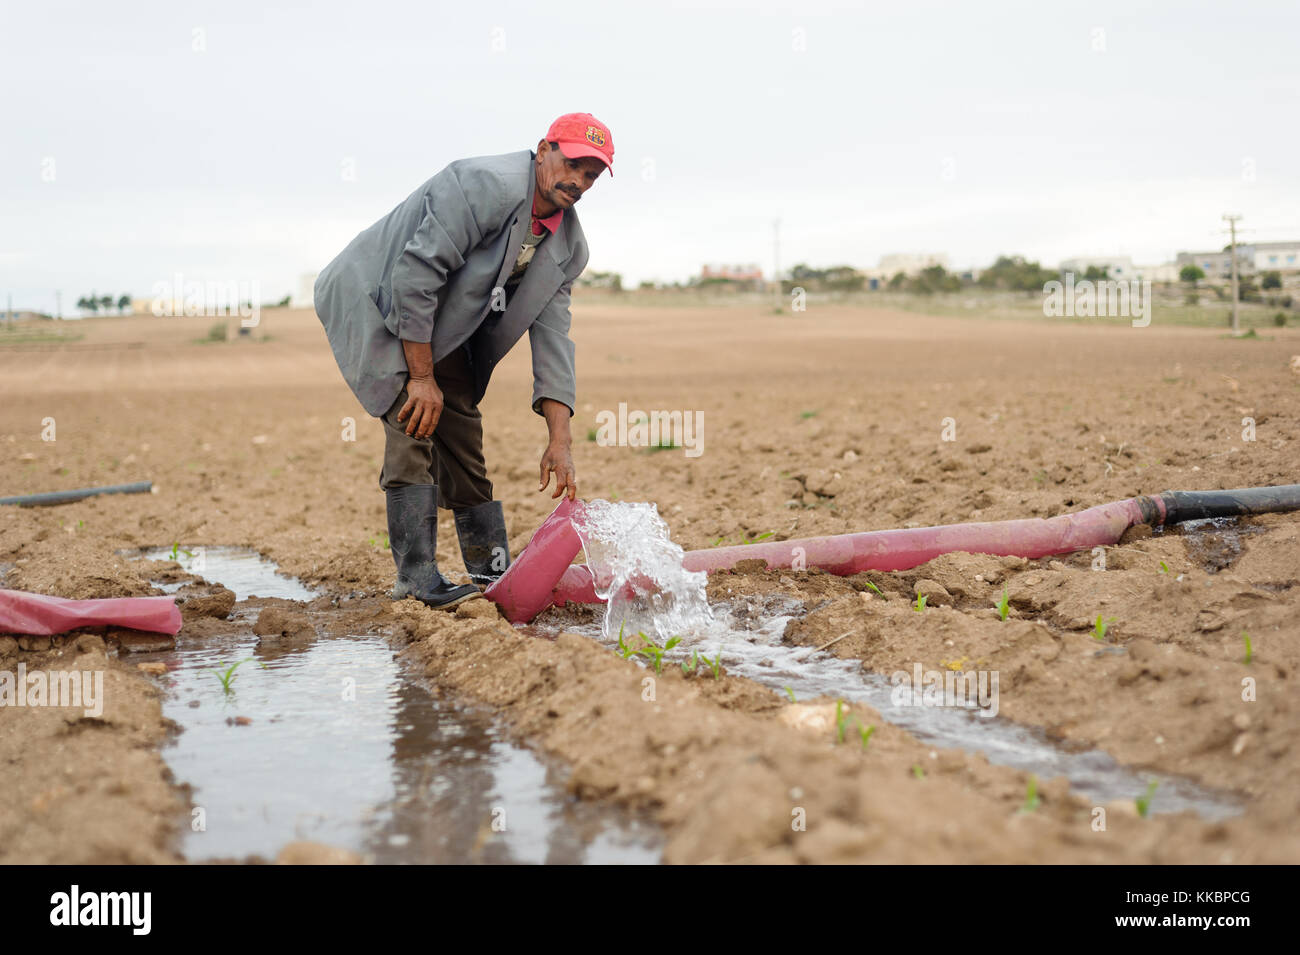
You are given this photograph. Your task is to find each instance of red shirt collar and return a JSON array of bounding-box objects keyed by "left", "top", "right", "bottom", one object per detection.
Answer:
[{"left": 531, "top": 194, "right": 563, "bottom": 236}]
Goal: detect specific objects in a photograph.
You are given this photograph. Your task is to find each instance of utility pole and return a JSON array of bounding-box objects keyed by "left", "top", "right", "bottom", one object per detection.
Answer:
[{"left": 1223, "top": 213, "right": 1242, "bottom": 336}]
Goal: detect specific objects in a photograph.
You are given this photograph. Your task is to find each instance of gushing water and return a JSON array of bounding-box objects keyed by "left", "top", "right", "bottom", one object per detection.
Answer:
[{"left": 570, "top": 499, "right": 713, "bottom": 642}]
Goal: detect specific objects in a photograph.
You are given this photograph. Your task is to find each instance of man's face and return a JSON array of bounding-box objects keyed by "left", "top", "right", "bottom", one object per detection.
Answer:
[{"left": 535, "top": 140, "right": 606, "bottom": 210}]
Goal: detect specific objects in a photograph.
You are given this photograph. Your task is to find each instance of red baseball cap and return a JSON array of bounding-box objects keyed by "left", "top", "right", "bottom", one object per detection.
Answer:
[{"left": 545, "top": 112, "right": 614, "bottom": 177}]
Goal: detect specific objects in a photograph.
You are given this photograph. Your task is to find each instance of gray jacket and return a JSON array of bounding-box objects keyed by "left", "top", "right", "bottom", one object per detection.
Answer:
[{"left": 313, "top": 149, "right": 587, "bottom": 418}]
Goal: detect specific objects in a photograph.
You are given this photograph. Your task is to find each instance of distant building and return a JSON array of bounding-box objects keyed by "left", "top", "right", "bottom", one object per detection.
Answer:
[
  {"left": 1135, "top": 262, "right": 1180, "bottom": 284},
  {"left": 1176, "top": 242, "right": 1300, "bottom": 280},
  {"left": 1058, "top": 255, "right": 1136, "bottom": 279},
  {"left": 292, "top": 272, "right": 319, "bottom": 309},
  {"left": 699, "top": 264, "right": 764, "bottom": 282},
  {"left": 876, "top": 252, "right": 949, "bottom": 277}
]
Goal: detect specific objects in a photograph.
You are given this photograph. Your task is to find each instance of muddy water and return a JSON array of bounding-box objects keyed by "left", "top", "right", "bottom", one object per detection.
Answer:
[
  {"left": 127, "top": 545, "right": 319, "bottom": 600},
  {"left": 1167, "top": 517, "right": 1267, "bottom": 574},
  {"left": 552, "top": 501, "right": 1246, "bottom": 821},
  {"left": 127, "top": 547, "right": 661, "bottom": 864}
]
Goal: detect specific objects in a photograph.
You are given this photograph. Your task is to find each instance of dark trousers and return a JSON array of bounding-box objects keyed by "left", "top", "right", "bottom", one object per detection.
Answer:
[{"left": 378, "top": 346, "right": 493, "bottom": 509}]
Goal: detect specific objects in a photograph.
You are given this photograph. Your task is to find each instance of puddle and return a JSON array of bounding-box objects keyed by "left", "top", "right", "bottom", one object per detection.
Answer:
[
  {"left": 122, "top": 546, "right": 318, "bottom": 601},
  {"left": 545, "top": 499, "right": 1246, "bottom": 821},
  {"left": 119, "top": 542, "right": 660, "bottom": 863},
  {"left": 147, "top": 635, "right": 660, "bottom": 864},
  {"left": 1167, "top": 517, "right": 1266, "bottom": 574}
]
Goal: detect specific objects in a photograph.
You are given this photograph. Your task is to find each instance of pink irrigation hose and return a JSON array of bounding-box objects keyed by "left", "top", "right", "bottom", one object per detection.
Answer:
[
  {"left": 487, "top": 485, "right": 1300, "bottom": 623},
  {"left": 0, "top": 590, "right": 182, "bottom": 637}
]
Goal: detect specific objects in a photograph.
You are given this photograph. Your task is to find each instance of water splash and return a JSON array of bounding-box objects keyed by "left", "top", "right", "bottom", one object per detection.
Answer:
[{"left": 569, "top": 499, "right": 713, "bottom": 642}]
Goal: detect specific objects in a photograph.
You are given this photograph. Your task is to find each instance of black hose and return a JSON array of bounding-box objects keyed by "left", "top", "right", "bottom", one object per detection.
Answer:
[
  {"left": 0, "top": 480, "right": 153, "bottom": 507},
  {"left": 1158, "top": 484, "right": 1300, "bottom": 524}
]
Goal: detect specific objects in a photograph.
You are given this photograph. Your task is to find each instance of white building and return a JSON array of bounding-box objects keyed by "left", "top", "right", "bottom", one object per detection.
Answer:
[
  {"left": 876, "top": 252, "right": 950, "bottom": 277},
  {"left": 292, "top": 272, "right": 319, "bottom": 309}
]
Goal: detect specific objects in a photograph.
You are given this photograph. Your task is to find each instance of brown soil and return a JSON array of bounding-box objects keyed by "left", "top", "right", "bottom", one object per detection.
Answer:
[{"left": 2, "top": 304, "right": 1297, "bottom": 863}]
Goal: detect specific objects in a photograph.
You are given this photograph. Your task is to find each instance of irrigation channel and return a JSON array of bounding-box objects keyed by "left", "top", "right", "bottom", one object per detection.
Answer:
[
  {"left": 528, "top": 500, "right": 1246, "bottom": 821},
  {"left": 121, "top": 546, "right": 661, "bottom": 864}
]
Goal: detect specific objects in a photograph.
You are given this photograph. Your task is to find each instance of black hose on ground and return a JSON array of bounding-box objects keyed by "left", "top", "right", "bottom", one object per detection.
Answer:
[
  {"left": 1158, "top": 484, "right": 1300, "bottom": 524},
  {"left": 0, "top": 480, "right": 154, "bottom": 507}
]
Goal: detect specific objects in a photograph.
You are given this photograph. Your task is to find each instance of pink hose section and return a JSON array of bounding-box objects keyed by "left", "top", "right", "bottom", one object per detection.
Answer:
[
  {"left": 483, "top": 498, "right": 587, "bottom": 623},
  {"left": 0, "top": 590, "right": 182, "bottom": 637},
  {"left": 543, "top": 496, "right": 1163, "bottom": 618}
]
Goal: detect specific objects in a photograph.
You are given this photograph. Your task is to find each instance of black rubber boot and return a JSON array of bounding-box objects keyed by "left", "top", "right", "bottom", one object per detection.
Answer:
[
  {"left": 453, "top": 500, "right": 511, "bottom": 588},
  {"left": 386, "top": 484, "right": 480, "bottom": 610}
]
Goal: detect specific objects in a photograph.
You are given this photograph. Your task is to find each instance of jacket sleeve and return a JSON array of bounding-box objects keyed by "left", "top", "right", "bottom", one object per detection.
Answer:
[
  {"left": 528, "top": 275, "right": 577, "bottom": 416},
  {"left": 387, "top": 166, "right": 487, "bottom": 343}
]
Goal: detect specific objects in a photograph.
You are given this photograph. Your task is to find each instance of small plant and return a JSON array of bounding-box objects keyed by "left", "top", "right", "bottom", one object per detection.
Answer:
[
  {"left": 701, "top": 650, "right": 723, "bottom": 680},
  {"left": 168, "top": 542, "right": 194, "bottom": 561},
  {"left": 835, "top": 699, "right": 851, "bottom": 743},
  {"left": 799, "top": 410, "right": 819, "bottom": 420},
  {"left": 784, "top": 686, "right": 796, "bottom": 702},
  {"left": 681, "top": 650, "right": 699, "bottom": 675},
  {"left": 646, "top": 438, "right": 681, "bottom": 453},
  {"left": 857, "top": 723, "right": 875, "bottom": 750},
  {"left": 913, "top": 593, "right": 927, "bottom": 613},
  {"left": 205, "top": 321, "right": 228, "bottom": 342},
  {"left": 742, "top": 531, "right": 774, "bottom": 545},
  {"left": 1135, "top": 779, "right": 1159, "bottom": 818},
  {"left": 995, "top": 588, "right": 1010, "bottom": 621},
  {"left": 367, "top": 533, "right": 390, "bottom": 551},
  {"left": 709, "top": 535, "right": 727, "bottom": 547},
  {"left": 585, "top": 427, "right": 598, "bottom": 442},
  {"left": 212, "top": 658, "right": 254, "bottom": 694},
  {"left": 911, "top": 764, "right": 925, "bottom": 779},
  {"left": 860, "top": 579, "right": 882, "bottom": 597},
  {"left": 1158, "top": 560, "right": 1169, "bottom": 574},
  {"left": 1242, "top": 630, "right": 1253, "bottom": 665},
  {"left": 1019, "top": 775, "right": 1041, "bottom": 813},
  {"left": 1092, "top": 614, "right": 1115, "bottom": 642}
]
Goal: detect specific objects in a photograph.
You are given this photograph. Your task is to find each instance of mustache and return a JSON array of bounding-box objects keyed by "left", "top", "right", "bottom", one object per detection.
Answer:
[{"left": 558, "top": 186, "right": 580, "bottom": 198}]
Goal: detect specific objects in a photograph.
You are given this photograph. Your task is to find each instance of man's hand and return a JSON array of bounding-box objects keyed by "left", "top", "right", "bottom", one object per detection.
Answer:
[
  {"left": 538, "top": 398, "right": 576, "bottom": 500},
  {"left": 539, "top": 442, "right": 577, "bottom": 500},
  {"left": 398, "top": 339, "right": 441, "bottom": 439},
  {"left": 398, "top": 375, "right": 443, "bottom": 439}
]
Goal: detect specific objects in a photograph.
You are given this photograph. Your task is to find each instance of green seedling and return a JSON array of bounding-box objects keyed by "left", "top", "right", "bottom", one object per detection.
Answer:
[
  {"left": 709, "top": 536, "right": 727, "bottom": 547},
  {"left": 647, "top": 438, "right": 681, "bottom": 453},
  {"left": 1242, "top": 631, "right": 1253, "bottom": 665},
  {"left": 1135, "top": 779, "right": 1159, "bottom": 818},
  {"left": 911, "top": 764, "right": 925, "bottom": 779},
  {"left": 585, "top": 427, "right": 598, "bottom": 442},
  {"left": 835, "top": 699, "right": 850, "bottom": 743},
  {"left": 860, "top": 579, "right": 882, "bottom": 597},
  {"left": 701, "top": 650, "right": 723, "bottom": 680},
  {"left": 783, "top": 686, "right": 797, "bottom": 702},
  {"left": 681, "top": 649, "right": 699, "bottom": 675},
  {"left": 1093, "top": 615, "right": 1115, "bottom": 642},
  {"left": 1020, "top": 775, "right": 1041, "bottom": 813},
  {"left": 168, "top": 542, "right": 194, "bottom": 561},
  {"left": 742, "top": 531, "right": 774, "bottom": 545},
  {"left": 857, "top": 723, "right": 875, "bottom": 750},
  {"left": 996, "top": 588, "right": 1010, "bottom": 621},
  {"left": 799, "top": 410, "right": 819, "bottom": 420},
  {"left": 1158, "top": 560, "right": 1169, "bottom": 574},
  {"left": 212, "top": 658, "right": 255, "bottom": 694},
  {"left": 913, "top": 594, "right": 927, "bottom": 613},
  {"left": 630, "top": 633, "right": 682, "bottom": 674}
]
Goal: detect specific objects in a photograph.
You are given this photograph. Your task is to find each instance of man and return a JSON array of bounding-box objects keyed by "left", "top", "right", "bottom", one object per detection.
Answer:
[{"left": 314, "top": 112, "right": 613, "bottom": 609}]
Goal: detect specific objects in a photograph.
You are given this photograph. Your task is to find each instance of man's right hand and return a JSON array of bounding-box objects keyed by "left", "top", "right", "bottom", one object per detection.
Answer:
[{"left": 397, "top": 375, "right": 443, "bottom": 439}]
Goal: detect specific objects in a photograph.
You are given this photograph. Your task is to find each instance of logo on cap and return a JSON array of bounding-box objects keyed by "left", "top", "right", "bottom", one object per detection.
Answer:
[{"left": 586, "top": 126, "right": 606, "bottom": 147}]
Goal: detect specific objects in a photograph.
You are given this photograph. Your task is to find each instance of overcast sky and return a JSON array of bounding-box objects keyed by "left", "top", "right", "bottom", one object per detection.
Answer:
[{"left": 3, "top": 0, "right": 1298, "bottom": 313}]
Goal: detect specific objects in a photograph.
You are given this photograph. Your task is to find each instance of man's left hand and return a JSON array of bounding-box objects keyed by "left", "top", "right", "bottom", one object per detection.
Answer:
[{"left": 539, "top": 442, "right": 577, "bottom": 501}]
